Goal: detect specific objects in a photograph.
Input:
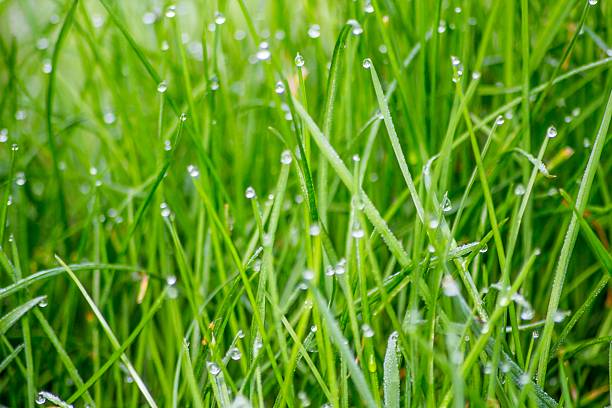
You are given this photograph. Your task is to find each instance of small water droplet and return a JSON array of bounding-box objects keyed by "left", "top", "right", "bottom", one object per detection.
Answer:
[
  {"left": 429, "top": 218, "right": 439, "bottom": 229},
  {"left": 214, "top": 11, "right": 226, "bottom": 25},
  {"left": 479, "top": 243, "right": 488, "bottom": 253},
  {"left": 15, "top": 172, "right": 26, "bottom": 186},
  {"left": 161, "top": 40, "right": 170, "bottom": 51},
  {"left": 39, "top": 298, "right": 48, "bottom": 308},
  {"left": 142, "top": 11, "right": 156, "bottom": 25},
  {"left": 588, "top": 0, "right": 597, "bottom": 5},
  {"left": 303, "top": 269, "right": 314, "bottom": 281},
  {"left": 42, "top": 60, "right": 52, "bottom": 74},
  {"left": 553, "top": 310, "right": 570, "bottom": 323},
  {"left": 519, "top": 373, "right": 530, "bottom": 386},
  {"left": 351, "top": 222, "right": 365, "bottom": 239},
  {"left": 471, "top": 71, "right": 481, "bottom": 80},
  {"left": 35, "top": 393, "right": 45, "bottom": 405},
  {"left": 307, "top": 24, "right": 320, "bottom": 39},
  {"left": 0, "top": 128, "right": 7, "bottom": 143},
  {"left": 451, "top": 56, "right": 461, "bottom": 67},
  {"left": 441, "top": 193, "right": 452, "bottom": 212},
  {"left": 15, "top": 110, "right": 26, "bottom": 121},
  {"left": 37, "top": 37, "right": 49, "bottom": 50},
  {"left": 274, "top": 81, "right": 285, "bottom": 95},
  {"left": 309, "top": 223, "right": 321, "bottom": 236},
  {"left": 514, "top": 184, "right": 526, "bottom": 196},
  {"left": 364, "top": 0, "right": 374, "bottom": 13},
  {"left": 245, "top": 186, "right": 256, "bottom": 199},
  {"left": 229, "top": 347, "right": 242, "bottom": 360},
  {"left": 442, "top": 275, "right": 460, "bottom": 297},
  {"left": 532, "top": 330, "right": 539, "bottom": 339},
  {"left": 294, "top": 52, "right": 305, "bottom": 67},
  {"left": 187, "top": 164, "right": 199, "bottom": 178},
  {"left": 163, "top": 140, "right": 172, "bottom": 151},
  {"left": 546, "top": 126, "right": 557, "bottom": 138},
  {"left": 207, "top": 361, "right": 221, "bottom": 376},
  {"left": 256, "top": 42, "right": 271, "bottom": 61},
  {"left": 484, "top": 362, "right": 493, "bottom": 374},
  {"left": 583, "top": 138, "right": 591, "bottom": 148},
  {"left": 362, "top": 58, "right": 372, "bottom": 69},
  {"left": 520, "top": 308, "right": 534, "bottom": 320},
  {"left": 157, "top": 80, "right": 168, "bottom": 93},
  {"left": 160, "top": 202, "right": 171, "bottom": 217},
  {"left": 347, "top": 19, "right": 363, "bottom": 36},
  {"left": 361, "top": 324, "right": 375, "bottom": 338},
  {"left": 280, "top": 150, "right": 292, "bottom": 164},
  {"left": 165, "top": 5, "right": 176, "bottom": 18},
  {"left": 495, "top": 115, "right": 505, "bottom": 126}
]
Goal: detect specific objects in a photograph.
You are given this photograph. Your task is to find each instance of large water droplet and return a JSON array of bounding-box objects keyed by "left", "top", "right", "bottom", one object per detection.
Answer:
[
  {"left": 307, "top": 24, "right": 321, "bottom": 39},
  {"left": 294, "top": 52, "right": 305, "bottom": 67},
  {"left": 229, "top": 347, "right": 242, "bottom": 361},
  {"left": 256, "top": 42, "right": 271, "bottom": 61},
  {"left": 165, "top": 5, "right": 176, "bottom": 18},
  {"left": 207, "top": 361, "right": 221, "bottom": 376},
  {"left": 280, "top": 150, "right": 292, "bottom": 164},
  {"left": 362, "top": 58, "right": 372, "bottom": 69},
  {"left": 214, "top": 11, "right": 226, "bottom": 25},
  {"left": 245, "top": 186, "right": 256, "bottom": 199}
]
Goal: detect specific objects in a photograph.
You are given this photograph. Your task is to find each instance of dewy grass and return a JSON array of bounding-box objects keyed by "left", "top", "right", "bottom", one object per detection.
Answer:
[{"left": 0, "top": 0, "right": 611, "bottom": 407}]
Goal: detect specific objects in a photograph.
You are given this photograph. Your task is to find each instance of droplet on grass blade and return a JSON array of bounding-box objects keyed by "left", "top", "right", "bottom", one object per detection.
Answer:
[
  {"left": 307, "top": 24, "right": 320, "bottom": 39},
  {"left": 274, "top": 81, "right": 285, "bottom": 94},
  {"left": 214, "top": 11, "right": 226, "bottom": 25},
  {"left": 362, "top": 58, "right": 372, "bottom": 69},
  {"left": 245, "top": 186, "right": 256, "bottom": 199},
  {"left": 157, "top": 80, "right": 168, "bottom": 93},
  {"left": 256, "top": 42, "right": 271, "bottom": 61},
  {"left": 362, "top": 324, "right": 375, "bottom": 338},
  {"left": 294, "top": 52, "right": 305, "bottom": 67},
  {"left": 280, "top": 150, "right": 292, "bottom": 164}
]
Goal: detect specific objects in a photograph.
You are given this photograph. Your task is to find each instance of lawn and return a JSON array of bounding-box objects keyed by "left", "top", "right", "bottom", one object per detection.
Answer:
[{"left": 0, "top": 0, "right": 611, "bottom": 406}]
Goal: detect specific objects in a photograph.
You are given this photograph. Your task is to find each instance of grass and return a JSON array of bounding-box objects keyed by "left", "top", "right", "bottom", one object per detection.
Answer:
[{"left": 0, "top": 0, "right": 611, "bottom": 406}]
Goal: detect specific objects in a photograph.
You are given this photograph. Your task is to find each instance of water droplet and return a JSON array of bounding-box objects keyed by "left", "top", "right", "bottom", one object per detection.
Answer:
[
  {"left": 280, "top": 150, "right": 292, "bottom": 164},
  {"left": 441, "top": 193, "right": 452, "bottom": 212},
  {"left": 42, "top": 60, "right": 52, "bottom": 74},
  {"left": 437, "top": 20, "right": 447, "bottom": 33},
  {"left": 39, "top": 298, "right": 48, "bottom": 308},
  {"left": 157, "top": 80, "right": 168, "bottom": 93},
  {"left": 429, "top": 218, "right": 439, "bottom": 229},
  {"left": 15, "top": 172, "right": 26, "bottom": 186},
  {"left": 15, "top": 110, "right": 26, "bottom": 121},
  {"left": 245, "top": 186, "right": 256, "bottom": 199},
  {"left": 160, "top": 202, "right": 171, "bottom": 217},
  {"left": 519, "top": 373, "right": 530, "bottom": 386},
  {"left": 361, "top": 324, "right": 375, "bottom": 338},
  {"left": 303, "top": 269, "right": 314, "bottom": 281},
  {"left": 298, "top": 391, "right": 311, "bottom": 407},
  {"left": 351, "top": 222, "right": 365, "bottom": 239},
  {"left": 309, "top": 223, "right": 321, "bottom": 236},
  {"left": 142, "top": 11, "right": 156, "bottom": 25},
  {"left": 588, "top": 0, "right": 597, "bottom": 5},
  {"left": 161, "top": 40, "right": 170, "bottom": 51},
  {"left": 583, "top": 138, "right": 591, "bottom": 148},
  {"left": 207, "top": 361, "right": 221, "bottom": 376},
  {"left": 294, "top": 52, "right": 305, "bottom": 67},
  {"left": 501, "top": 362, "right": 511, "bottom": 373},
  {"left": 451, "top": 56, "right": 461, "bottom": 67},
  {"left": 454, "top": 6, "right": 462, "bottom": 13},
  {"left": 253, "top": 336, "right": 263, "bottom": 355},
  {"left": 307, "top": 24, "right": 320, "bottom": 39},
  {"left": 187, "top": 164, "right": 199, "bottom": 178},
  {"left": 163, "top": 140, "right": 172, "bottom": 151},
  {"left": 103, "top": 111, "right": 116, "bottom": 124},
  {"left": 274, "top": 81, "right": 285, "bottom": 95},
  {"left": 362, "top": 58, "right": 372, "bottom": 69},
  {"left": 481, "top": 323, "right": 490, "bottom": 334},
  {"left": 347, "top": 19, "right": 363, "bottom": 36},
  {"left": 546, "top": 126, "right": 557, "bottom": 138},
  {"left": 520, "top": 308, "right": 534, "bottom": 320},
  {"left": 35, "top": 393, "right": 45, "bottom": 405},
  {"left": 210, "top": 76, "right": 219, "bottom": 91},
  {"left": 256, "top": 42, "right": 271, "bottom": 61},
  {"left": 471, "top": 71, "right": 481, "bottom": 80},
  {"left": 0, "top": 128, "right": 7, "bottom": 143},
  {"left": 532, "top": 330, "right": 539, "bottom": 339},
  {"left": 229, "top": 347, "right": 242, "bottom": 360},
  {"left": 534, "top": 247, "right": 542, "bottom": 256},
  {"left": 514, "top": 184, "right": 526, "bottom": 196},
  {"left": 364, "top": 0, "right": 374, "bottom": 13},
  {"left": 484, "top": 362, "right": 493, "bottom": 374},
  {"left": 495, "top": 115, "right": 505, "bottom": 126},
  {"left": 553, "top": 310, "right": 570, "bottom": 323},
  {"left": 165, "top": 5, "right": 176, "bottom": 18},
  {"left": 37, "top": 37, "right": 49, "bottom": 50},
  {"left": 479, "top": 243, "right": 488, "bottom": 253},
  {"left": 427, "top": 244, "right": 436, "bottom": 253},
  {"left": 166, "top": 275, "right": 177, "bottom": 286},
  {"left": 214, "top": 11, "right": 226, "bottom": 25},
  {"left": 442, "top": 275, "right": 460, "bottom": 296}
]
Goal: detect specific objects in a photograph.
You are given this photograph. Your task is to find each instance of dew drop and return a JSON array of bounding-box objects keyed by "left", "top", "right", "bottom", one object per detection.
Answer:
[
  {"left": 553, "top": 310, "right": 570, "bottom": 323},
  {"left": 495, "top": 115, "right": 505, "bottom": 126},
  {"left": 280, "top": 150, "right": 292, "bottom": 164},
  {"left": 362, "top": 58, "right": 372, "bottom": 69},
  {"left": 546, "top": 126, "right": 557, "bottom": 138},
  {"left": 347, "top": 19, "right": 363, "bottom": 36},
  {"left": 429, "top": 218, "right": 439, "bottom": 229},
  {"left": 0, "top": 128, "right": 7, "bottom": 143},
  {"left": 256, "top": 42, "right": 271, "bottom": 61},
  {"left": 588, "top": 0, "right": 597, "bottom": 5},
  {"left": 451, "top": 55, "right": 461, "bottom": 67},
  {"left": 15, "top": 172, "right": 26, "bottom": 186},
  {"left": 157, "top": 80, "right": 168, "bottom": 93},
  {"left": 187, "top": 164, "right": 199, "bottom": 178},
  {"left": 39, "top": 298, "right": 48, "bottom": 308},
  {"left": 142, "top": 12, "right": 156, "bottom": 25},
  {"left": 274, "top": 81, "right": 285, "bottom": 95},
  {"left": 479, "top": 243, "right": 488, "bottom": 253},
  {"left": 207, "top": 361, "right": 221, "bottom": 376},
  {"left": 161, "top": 40, "right": 170, "bottom": 51},
  {"left": 303, "top": 269, "right": 314, "bottom": 281},
  {"left": 514, "top": 184, "right": 526, "bottom": 196},
  {"left": 42, "top": 60, "right": 52, "bottom": 74},
  {"left": 165, "top": 5, "right": 176, "bottom": 18},
  {"left": 15, "top": 110, "right": 26, "bottom": 121},
  {"left": 163, "top": 140, "right": 172, "bottom": 151},
  {"left": 307, "top": 24, "right": 321, "bottom": 39},
  {"left": 520, "top": 308, "right": 534, "bottom": 320},
  {"left": 35, "top": 393, "right": 45, "bottom": 405},
  {"left": 361, "top": 324, "right": 375, "bottom": 338},
  {"left": 210, "top": 76, "right": 219, "bottom": 91},
  {"left": 160, "top": 202, "right": 171, "bottom": 217},
  {"left": 294, "top": 52, "right": 305, "bottom": 67},
  {"left": 519, "top": 373, "right": 530, "bottom": 386},
  {"left": 471, "top": 71, "right": 481, "bottom": 80},
  {"left": 309, "top": 223, "right": 321, "bottom": 236},
  {"left": 214, "top": 11, "right": 226, "bottom": 25},
  {"left": 351, "top": 222, "right": 365, "bottom": 239},
  {"left": 441, "top": 193, "right": 452, "bottom": 213},
  {"left": 245, "top": 186, "right": 256, "bottom": 199},
  {"left": 229, "top": 347, "right": 242, "bottom": 361},
  {"left": 364, "top": 0, "right": 374, "bottom": 13},
  {"left": 442, "top": 275, "right": 460, "bottom": 297},
  {"left": 532, "top": 330, "right": 539, "bottom": 339},
  {"left": 36, "top": 37, "right": 49, "bottom": 50}
]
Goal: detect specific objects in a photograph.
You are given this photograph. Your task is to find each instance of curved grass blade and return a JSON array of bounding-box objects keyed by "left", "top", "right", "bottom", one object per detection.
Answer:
[{"left": 0, "top": 296, "right": 46, "bottom": 335}]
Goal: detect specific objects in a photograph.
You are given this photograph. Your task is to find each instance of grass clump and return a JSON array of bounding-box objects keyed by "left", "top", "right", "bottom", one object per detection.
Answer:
[{"left": 0, "top": 0, "right": 611, "bottom": 406}]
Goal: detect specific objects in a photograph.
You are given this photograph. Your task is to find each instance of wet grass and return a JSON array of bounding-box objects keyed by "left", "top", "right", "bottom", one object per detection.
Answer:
[{"left": 0, "top": 0, "right": 611, "bottom": 406}]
